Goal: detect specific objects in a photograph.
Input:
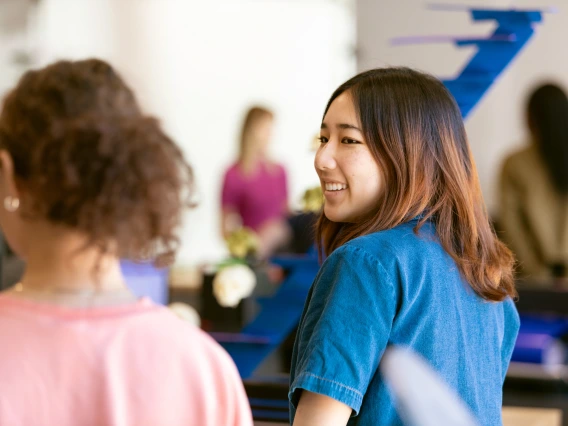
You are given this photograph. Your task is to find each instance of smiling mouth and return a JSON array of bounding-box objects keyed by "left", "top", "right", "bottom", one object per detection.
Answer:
[{"left": 324, "top": 182, "right": 348, "bottom": 192}]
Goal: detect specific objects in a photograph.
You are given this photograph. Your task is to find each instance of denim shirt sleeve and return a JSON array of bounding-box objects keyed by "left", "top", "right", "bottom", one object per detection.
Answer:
[{"left": 289, "top": 244, "right": 396, "bottom": 415}]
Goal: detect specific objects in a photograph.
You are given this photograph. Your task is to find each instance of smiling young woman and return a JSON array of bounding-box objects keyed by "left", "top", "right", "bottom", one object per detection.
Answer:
[{"left": 289, "top": 68, "right": 519, "bottom": 426}]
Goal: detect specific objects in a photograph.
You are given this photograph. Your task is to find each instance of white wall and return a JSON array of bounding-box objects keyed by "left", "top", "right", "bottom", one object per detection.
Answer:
[
  {"left": 0, "top": 0, "right": 38, "bottom": 98},
  {"left": 357, "top": 0, "right": 568, "bottom": 215},
  {"left": 0, "top": 33, "right": 27, "bottom": 96},
  {"left": 32, "top": 0, "right": 356, "bottom": 266}
]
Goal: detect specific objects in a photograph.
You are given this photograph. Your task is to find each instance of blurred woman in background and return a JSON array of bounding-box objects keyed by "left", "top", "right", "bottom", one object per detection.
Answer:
[
  {"left": 0, "top": 59, "right": 252, "bottom": 426},
  {"left": 500, "top": 83, "right": 568, "bottom": 282},
  {"left": 221, "top": 106, "right": 290, "bottom": 258}
]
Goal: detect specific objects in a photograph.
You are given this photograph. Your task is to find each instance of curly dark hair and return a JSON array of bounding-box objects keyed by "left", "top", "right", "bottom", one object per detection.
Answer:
[{"left": 0, "top": 58, "right": 193, "bottom": 265}]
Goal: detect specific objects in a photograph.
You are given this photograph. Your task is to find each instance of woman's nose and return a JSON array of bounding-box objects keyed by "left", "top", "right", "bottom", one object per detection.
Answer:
[{"left": 314, "top": 141, "right": 337, "bottom": 172}]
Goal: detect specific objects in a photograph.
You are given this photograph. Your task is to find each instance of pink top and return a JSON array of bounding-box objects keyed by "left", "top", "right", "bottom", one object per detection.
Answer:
[
  {"left": 0, "top": 295, "right": 253, "bottom": 426},
  {"left": 221, "top": 162, "right": 288, "bottom": 231}
]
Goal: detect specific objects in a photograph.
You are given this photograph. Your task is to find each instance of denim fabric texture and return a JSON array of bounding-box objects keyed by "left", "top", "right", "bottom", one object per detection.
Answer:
[{"left": 289, "top": 218, "right": 520, "bottom": 426}]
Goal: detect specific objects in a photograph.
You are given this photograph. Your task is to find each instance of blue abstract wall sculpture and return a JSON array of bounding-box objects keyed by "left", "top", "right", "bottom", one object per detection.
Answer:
[
  {"left": 394, "top": 6, "right": 546, "bottom": 118},
  {"left": 438, "top": 7, "right": 543, "bottom": 118}
]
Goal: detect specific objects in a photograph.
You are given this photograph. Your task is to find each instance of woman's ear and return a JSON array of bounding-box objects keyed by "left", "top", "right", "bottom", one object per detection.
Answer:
[{"left": 0, "top": 150, "right": 19, "bottom": 201}]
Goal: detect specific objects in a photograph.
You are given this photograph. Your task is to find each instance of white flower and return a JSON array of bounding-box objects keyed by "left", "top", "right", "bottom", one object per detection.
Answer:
[
  {"left": 213, "top": 264, "right": 257, "bottom": 308},
  {"left": 168, "top": 302, "right": 201, "bottom": 327}
]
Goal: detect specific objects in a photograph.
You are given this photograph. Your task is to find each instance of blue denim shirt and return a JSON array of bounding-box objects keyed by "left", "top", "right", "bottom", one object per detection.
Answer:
[{"left": 289, "top": 219, "right": 519, "bottom": 425}]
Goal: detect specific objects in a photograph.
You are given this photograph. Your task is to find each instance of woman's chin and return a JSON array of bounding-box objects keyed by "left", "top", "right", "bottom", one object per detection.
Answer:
[{"left": 324, "top": 207, "right": 349, "bottom": 223}]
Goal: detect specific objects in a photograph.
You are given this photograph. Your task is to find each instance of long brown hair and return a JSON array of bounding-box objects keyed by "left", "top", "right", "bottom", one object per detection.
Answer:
[
  {"left": 316, "top": 67, "right": 516, "bottom": 302},
  {"left": 238, "top": 106, "right": 274, "bottom": 174}
]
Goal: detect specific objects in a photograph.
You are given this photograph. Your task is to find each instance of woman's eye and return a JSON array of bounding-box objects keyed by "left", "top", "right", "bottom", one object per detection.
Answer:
[
  {"left": 318, "top": 136, "right": 329, "bottom": 144},
  {"left": 342, "top": 138, "right": 360, "bottom": 144}
]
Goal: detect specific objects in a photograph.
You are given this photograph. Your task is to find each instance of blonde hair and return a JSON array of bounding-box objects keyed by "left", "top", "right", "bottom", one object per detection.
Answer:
[{"left": 238, "top": 106, "right": 274, "bottom": 174}]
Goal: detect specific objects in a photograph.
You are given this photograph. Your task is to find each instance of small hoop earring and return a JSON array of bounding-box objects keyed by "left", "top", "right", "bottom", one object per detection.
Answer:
[{"left": 4, "top": 196, "right": 20, "bottom": 212}]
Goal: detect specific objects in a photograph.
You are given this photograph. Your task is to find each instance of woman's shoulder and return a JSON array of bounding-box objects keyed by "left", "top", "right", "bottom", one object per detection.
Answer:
[
  {"left": 125, "top": 306, "right": 237, "bottom": 366},
  {"left": 262, "top": 160, "right": 287, "bottom": 176},
  {"left": 502, "top": 145, "right": 547, "bottom": 187},
  {"left": 346, "top": 220, "right": 429, "bottom": 253},
  {"left": 222, "top": 163, "right": 248, "bottom": 187},
  {"left": 340, "top": 232, "right": 396, "bottom": 257},
  {"left": 327, "top": 220, "right": 439, "bottom": 275},
  {"left": 274, "top": 162, "right": 287, "bottom": 173},
  {"left": 327, "top": 230, "right": 400, "bottom": 272},
  {"left": 224, "top": 163, "right": 242, "bottom": 176},
  {"left": 502, "top": 145, "right": 538, "bottom": 171}
]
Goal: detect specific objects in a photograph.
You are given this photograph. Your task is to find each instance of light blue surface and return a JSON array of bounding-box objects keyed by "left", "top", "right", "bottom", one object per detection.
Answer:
[{"left": 121, "top": 260, "right": 169, "bottom": 305}]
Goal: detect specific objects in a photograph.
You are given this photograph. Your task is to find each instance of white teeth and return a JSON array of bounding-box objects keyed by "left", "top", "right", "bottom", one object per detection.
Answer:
[{"left": 325, "top": 183, "right": 347, "bottom": 191}]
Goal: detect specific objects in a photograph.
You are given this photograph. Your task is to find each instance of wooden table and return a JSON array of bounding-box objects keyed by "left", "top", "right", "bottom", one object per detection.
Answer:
[{"left": 503, "top": 407, "right": 562, "bottom": 426}]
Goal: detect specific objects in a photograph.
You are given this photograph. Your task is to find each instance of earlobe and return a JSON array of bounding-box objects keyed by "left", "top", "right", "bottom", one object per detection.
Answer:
[
  {"left": 0, "top": 149, "right": 19, "bottom": 201},
  {"left": 4, "top": 196, "right": 19, "bottom": 212}
]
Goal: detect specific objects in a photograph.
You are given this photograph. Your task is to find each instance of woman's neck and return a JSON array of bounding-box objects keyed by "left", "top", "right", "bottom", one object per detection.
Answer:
[
  {"left": 240, "top": 158, "right": 276, "bottom": 178},
  {"left": 8, "top": 226, "right": 134, "bottom": 306}
]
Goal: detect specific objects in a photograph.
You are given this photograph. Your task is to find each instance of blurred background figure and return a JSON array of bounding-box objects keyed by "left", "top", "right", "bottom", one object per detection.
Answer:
[
  {"left": 500, "top": 84, "right": 568, "bottom": 283},
  {"left": 221, "top": 106, "right": 291, "bottom": 259}
]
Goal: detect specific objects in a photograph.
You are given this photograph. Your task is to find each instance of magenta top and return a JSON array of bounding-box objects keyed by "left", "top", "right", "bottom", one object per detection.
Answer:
[{"left": 221, "top": 161, "right": 288, "bottom": 231}]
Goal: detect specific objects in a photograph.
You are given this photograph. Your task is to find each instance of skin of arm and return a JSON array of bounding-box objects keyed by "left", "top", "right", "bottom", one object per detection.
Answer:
[{"left": 293, "top": 391, "right": 352, "bottom": 426}]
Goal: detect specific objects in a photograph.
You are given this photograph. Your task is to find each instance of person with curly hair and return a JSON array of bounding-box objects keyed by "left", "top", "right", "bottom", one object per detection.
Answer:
[{"left": 0, "top": 58, "right": 252, "bottom": 426}]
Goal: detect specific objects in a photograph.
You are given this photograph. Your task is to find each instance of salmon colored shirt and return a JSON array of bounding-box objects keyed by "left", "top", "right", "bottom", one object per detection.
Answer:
[{"left": 0, "top": 294, "right": 253, "bottom": 426}]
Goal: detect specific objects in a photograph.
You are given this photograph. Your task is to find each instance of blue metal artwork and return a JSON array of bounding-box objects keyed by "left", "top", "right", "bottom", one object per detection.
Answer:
[{"left": 394, "top": 5, "right": 547, "bottom": 118}]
